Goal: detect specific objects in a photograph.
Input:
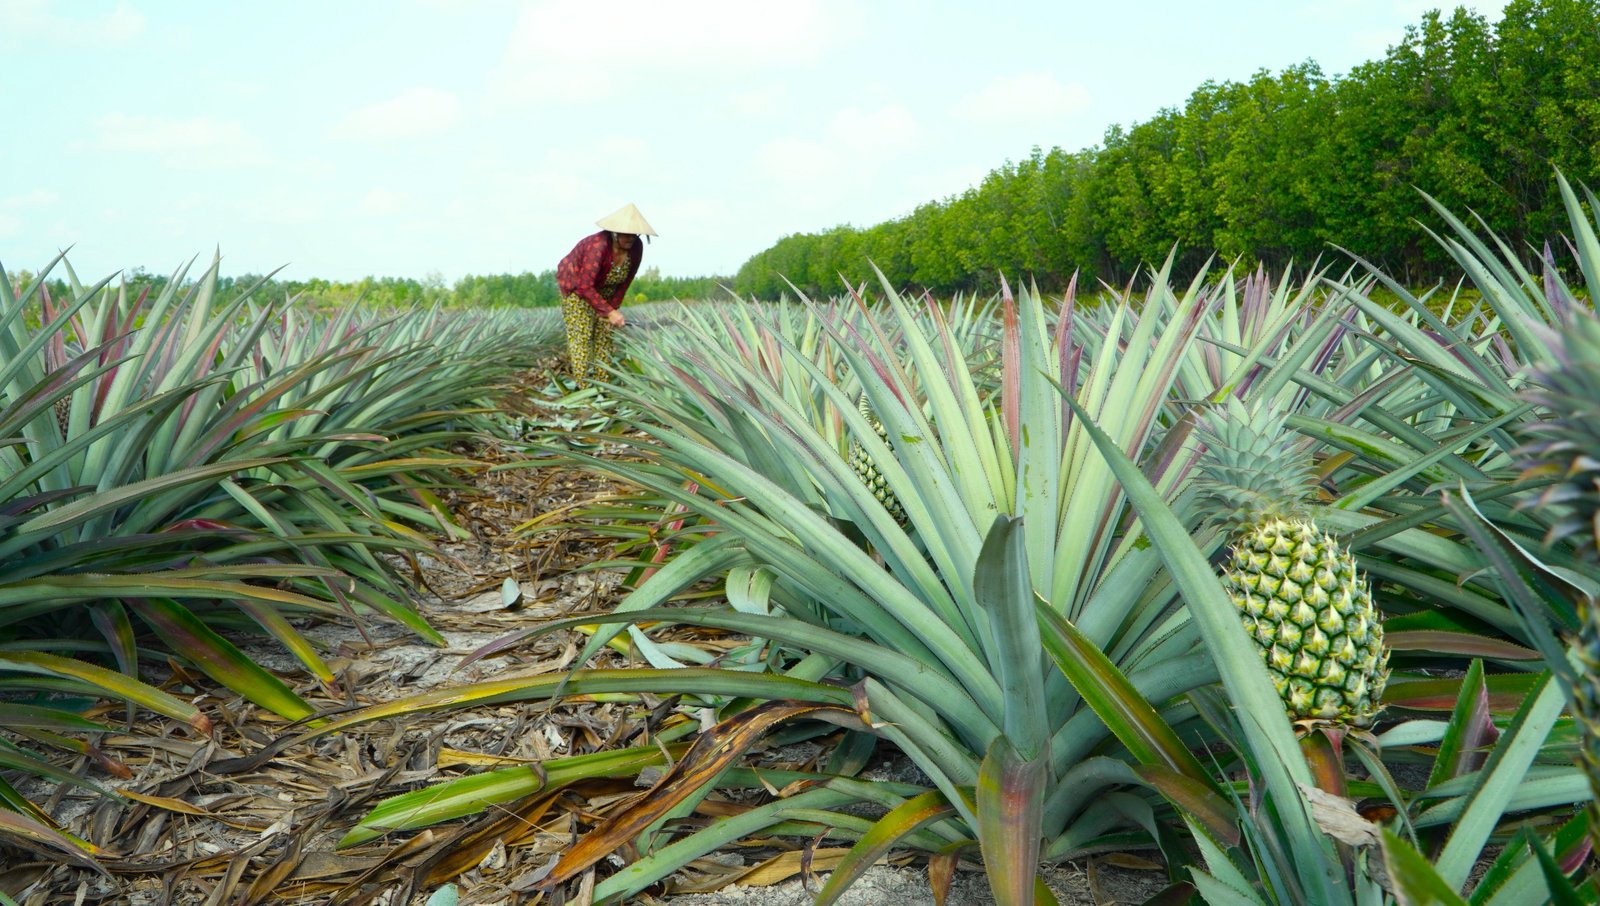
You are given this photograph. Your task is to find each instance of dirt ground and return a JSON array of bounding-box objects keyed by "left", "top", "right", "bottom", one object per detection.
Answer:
[{"left": 0, "top": 374, "right": 1173, "bottom": 905}]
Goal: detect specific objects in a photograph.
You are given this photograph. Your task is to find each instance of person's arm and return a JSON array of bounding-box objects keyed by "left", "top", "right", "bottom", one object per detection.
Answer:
[{"left": 558, "top": 235, "right": 614, "bottom": 315}]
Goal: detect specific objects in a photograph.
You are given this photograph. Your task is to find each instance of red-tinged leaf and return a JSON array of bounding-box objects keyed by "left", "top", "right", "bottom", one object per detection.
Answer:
[
  {"left": 129, "top": 598, "right": 312, "bottom": 721},
  {"left": 976, "top": 735, "right": 1047, "bottom": 906},
  {"left": 1426, "top": 660, "right": 1498, "bottom": 789},
  {"left": 1131, "top": 766, "right": 1240, "bottom": 847},
  {"left": 1385, "top": 630, "right": 1539, "bottom": 661},
  {"left": 455, "top": 627, "right": 540, "bottom": 670},
  {"left": 9, "top": 727, "right": 132, "bottom": 781},
  {"left": 1530, "top": 835, "right": 1588, "bottom": 906},
  {"left": 0, "top": 651, "right": 210, "bottom": 733},
  {"left": 0, "top": 345, "right": 118, "bottom": 436},
  {"left": 1038, "top": 605, "right": 1214, "bottom": 787},
  {"left": 89, "top": 600, "right": 137, "bottom": 678},
  {"left": 87, "top": 746, "right": 133, "bottom": 780},
  {"left": 3, "top": 573, "right": 346, "bottom": 610},
  {"left": 929, "top": 847, "right": 963, "bottom": 906},
  {"left": 186, "top": 351, "right": 367, "bottom": 463},
  {"left": 1557, "top": 825, "right": 1592, "bottom": 876},
  {"left": 17, "top": 457, "right": 285, "bottom": 532},
  {"left": 1301, "top": 729, "right": 1347, "bottom": 797},
  {"left": 537, "top": 700, "right": 867, "bottom": 889},
  {"left": 814, "top": 791, "right": 958, "bottom": 906},
  {"left": 161, "top": 518, "right": 244, "bottom": 533},
  {"left": 1384, "top": 672, "right": 1542, "bottom": 713}
]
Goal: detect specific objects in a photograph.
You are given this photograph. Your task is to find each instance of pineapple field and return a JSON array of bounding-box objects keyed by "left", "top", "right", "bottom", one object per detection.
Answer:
[{"left": 3, "top": 178, "right": 1600, "bottom": 905}]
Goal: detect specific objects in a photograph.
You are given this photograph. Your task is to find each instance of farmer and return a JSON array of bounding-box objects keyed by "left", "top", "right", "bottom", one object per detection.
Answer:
[{"left": 556, "top": 203, "right": 657, "bottom": 386}]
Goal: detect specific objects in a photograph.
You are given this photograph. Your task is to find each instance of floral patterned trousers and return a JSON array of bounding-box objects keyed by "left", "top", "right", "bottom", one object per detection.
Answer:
[{"left": 562, "top": 294, "right": 614, "bottom": 387}]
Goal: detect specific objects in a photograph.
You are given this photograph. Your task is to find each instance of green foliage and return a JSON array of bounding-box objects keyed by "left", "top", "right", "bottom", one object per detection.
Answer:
[
  {"left": 0, "top": 252, "right": 560, "bottom": 867},
  {"left": 278, "top": 175, "right": 1600, "bottom": 904},
  {"left": 733, "top": 0, "right": 1600, "bottom": 297},
  {"left": 195, "top": 265, "right": 729, "bottom": 311}
]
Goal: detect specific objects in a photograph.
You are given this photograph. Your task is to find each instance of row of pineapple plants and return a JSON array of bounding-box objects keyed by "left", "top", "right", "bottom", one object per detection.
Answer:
[
  {"left": 268, "top": 186, "right": 1580, "bottom": 906},
  {"left": 0, "top": 253, "right": 559, "bottom": 868},
  {"left": 129, "top": 176, "right": 1599, "bottom": 903}
]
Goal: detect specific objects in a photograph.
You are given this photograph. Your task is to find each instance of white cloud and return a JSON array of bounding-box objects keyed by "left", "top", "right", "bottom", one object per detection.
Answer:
[
  {"left": 951, "top": 73, "right": 1092, "bottom": 127},
  {"left": 752, "top": 105, "right": 922, "bottom": 213},
  {"left": 0, "top": 189, "right": 61, "bottom": 240},
  {"left": 84, "top": 114, "right": 271, "bottom": 166},
  {"left": 0, "top": 0, "right": 144, "bottom": 46},
  {"left": 357, "top": 188, "right": 411, "bottom": 217},
  {"left": 433, "top": 136, "right": 656, "bottom": 249},
  {"left": 490, "top": 0, "right": 857, "bottom": 101},
  {"left": 726, "top": 86, "right": 792, "bottom": 118},
  {"left": 4, "top": 189, "right": 59, "bottom": 209},
  {"left": 1297, "top": 0, "right": 1503, "bottom": 57},
  {"left": 552, "top": 136, "right": 650, "bottom": 172},
  {"left": 1297, "top": 0, "right": 1497, "bottom": 20},
  {"left": 330, "top": 88, "right": 463, "bottom": 141}
]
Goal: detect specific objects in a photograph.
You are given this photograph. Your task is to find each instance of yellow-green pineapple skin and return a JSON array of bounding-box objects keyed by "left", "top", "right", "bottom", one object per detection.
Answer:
[
  {"left": 1196, "top": 399, "right": 1390, "bottom": 729},
  {"left": 1226, "top": 518, "right": 1389, "bottom": 727},
  {"left": 848, "top": 393, "right": 908, "bottom": 525}
]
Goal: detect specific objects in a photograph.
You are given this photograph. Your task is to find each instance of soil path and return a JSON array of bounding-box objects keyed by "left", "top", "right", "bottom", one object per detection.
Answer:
[{"left": 1, "top": 374, "right": 1167, "bottom": 905}]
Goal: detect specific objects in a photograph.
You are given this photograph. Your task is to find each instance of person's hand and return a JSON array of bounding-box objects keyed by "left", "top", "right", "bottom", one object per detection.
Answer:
[{"left": 606, "top": 309, "right": 626, "bottom": 328}]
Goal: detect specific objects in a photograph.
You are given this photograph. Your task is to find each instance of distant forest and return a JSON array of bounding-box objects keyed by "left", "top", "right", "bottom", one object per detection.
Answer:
[
  {"left": 194, "top": 268, "right": 728, "bottom": 310},
  {"left": 732, "top": 0, "right": 1600, "bottom": 298},
  {"left": 11, "top": 266, "right": 729, "bottom": 311}
]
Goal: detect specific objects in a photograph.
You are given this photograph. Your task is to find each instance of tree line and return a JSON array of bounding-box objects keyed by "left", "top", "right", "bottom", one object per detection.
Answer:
[
  {"left": 210, "top": 267, "right": 728, "bottom": 309},
  {"left": 9, "top": 266, "right": 730, "bottom": 311},
  {"left": 732, "top": 0, "right": 1600, "bottom": 298}
]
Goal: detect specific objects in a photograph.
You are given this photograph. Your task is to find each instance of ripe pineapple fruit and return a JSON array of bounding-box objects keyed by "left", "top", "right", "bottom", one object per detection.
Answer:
[
  {"left": 848, "top": 391, "right": 908, "bottom": 525},
  {"left": 1193, "top": 399, "right": 1390, "bottom": 729},
  {"left": 1518, "top": 312, "right": 1600, "bottom": 800}
]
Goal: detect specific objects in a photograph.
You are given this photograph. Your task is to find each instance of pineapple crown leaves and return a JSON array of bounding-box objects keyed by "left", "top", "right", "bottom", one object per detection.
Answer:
[
  {"left": 1191, "top": 397, "right": 1319, "bottom": 537},
  {"left": 1517, "top": 310, "right": 1600, "bottom": 560}
]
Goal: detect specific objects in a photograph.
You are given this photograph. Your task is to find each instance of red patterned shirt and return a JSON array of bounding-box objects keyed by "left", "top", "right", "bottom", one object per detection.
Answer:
[{"left": 557, "top": 231, "right": 643, "bottom": 315}]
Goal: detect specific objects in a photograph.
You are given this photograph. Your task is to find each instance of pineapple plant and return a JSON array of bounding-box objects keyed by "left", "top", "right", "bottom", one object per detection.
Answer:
[
  {"left": 1192, "top": 398, "right": 1390, "bottom": 731},
  {"left": 1518, "top": 311, "right": 1600, "bottom": 803},
  {"left": 848, "top": 391, "right": 909, "bottom": 525}
]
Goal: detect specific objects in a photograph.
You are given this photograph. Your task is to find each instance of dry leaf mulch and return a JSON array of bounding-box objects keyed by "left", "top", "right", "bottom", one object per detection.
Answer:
[{"left": 0, "top": 370, "right": 1166, "bottom": 906}]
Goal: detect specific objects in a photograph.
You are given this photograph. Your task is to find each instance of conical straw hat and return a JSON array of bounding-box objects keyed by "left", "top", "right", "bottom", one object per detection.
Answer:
[{"left": 595, "top": 203, "right": 658, "bottom": 237}]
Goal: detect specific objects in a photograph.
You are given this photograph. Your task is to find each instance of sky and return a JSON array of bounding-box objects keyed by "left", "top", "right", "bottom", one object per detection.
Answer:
[{"left": 0, "top": 0, "right": 1500, "bottom": 284}]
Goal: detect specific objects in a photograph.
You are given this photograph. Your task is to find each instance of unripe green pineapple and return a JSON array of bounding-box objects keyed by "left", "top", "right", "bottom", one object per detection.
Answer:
[
  {"left": 848, "top": 392, "right": 908, "bottom": 525},
  {"left": 1194, "top": 399, "right": 1390, "bottom": 729},
  {"left": 1518, "top": 312, "right": 1600, "bottom": 799}
]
